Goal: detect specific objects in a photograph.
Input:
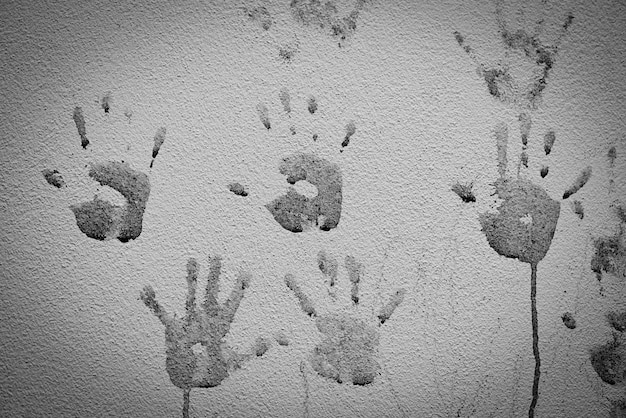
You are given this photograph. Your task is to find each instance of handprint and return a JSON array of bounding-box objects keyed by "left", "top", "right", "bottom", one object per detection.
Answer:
[
  {"left": 454, "top": 0, "right": 573, "bottom": 111},
  {"left": 43, "top": 103, "right": 164, "bottom": 242},
  {"left": 453, "top": 122, "right": 591, "bottom": 417},
  {"left": 285, "top": 251, "right": 405, "bottom": 386},
  {"left": 140, "top": 256, "right": 271, "bottom": 418}
]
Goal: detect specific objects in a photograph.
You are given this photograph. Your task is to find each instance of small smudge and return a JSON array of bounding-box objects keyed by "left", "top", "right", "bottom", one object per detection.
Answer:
[
  {"left": 279, "top": 43, "right": 299, "bottom": 63},
  {"left": 608, "top": 146, "right": 617, "bottom": 165},
  {"left": 244, "top": 6, "right": 273, "bottom": 30},
  {"left": 313, "top": 134, "right": 318, "bottom": 141},
  {"left": 451, "top": 181, "right": 476, "bottom": 203},
  {"left": 317, "top": 250, "right": 338, "bottom": 287},
  {"left": 257, "top": 103, "right": 271, "bottom": 130},
  {"left": 42, "top": 169, "right": 65, "bottom": 188},
  {"left": 101, "top": 92, "right": 112, "bottom": 114},
  {"left": 275, "top": 332, "right": 290, "bottom": 346},
  {"left": 253, "top": 336, "right": 272, "bottom": 357},
  {"left": 563, "top": 166, "right": 592, "bottom": 199},
  {"left": 561, "top": 312, "right": 576, "bottom": 329},
  {"left": 228, "top": 182, "right": 248, "bottom": 197},
  {"left": 379, "top": 289, "right": 406, "bottom": 324},
  {"left": 453, "top": 31, "right": 464, "bottom": 46},
  {"left": 280, "top": 88, "right": 291, "bottom": 114},
  {"left": 150, "top": 127, "right": 166, "bottom": 168},
  {"left": 73, "top": 106, "right": 89, "bottom": 149},
  {"left": 607, "top": 311, "right": 626, "bottom": 332},
  {"left": 290, "top": 126, "right": 296, "bottom": 135},
  {"left": 571, "top": 200, "right": 584, "bottom": 219},
  {"left": 344, "top": 255, "right": 362, "bottom": 305},
  {"left": 590, "top": 337, "right": 625, "bottom": 385},
  {"left": 495, "top": 123, "right": 509, "bottom": 179},
  {"left": 540, "top": 166, "right": 549, "bottom": 178},
  {"left": 591, "top": 233, "right": 626, "bottom": 280},
  {"left": 308, "top": 96, "right": 318, "bottom": 114},
  {"left": 519, "top": 113, "right": 532, "bottom": 146},
  {"left": 341, "top": 121, "right": 356, "bottom": 148},
  {"left": 544, "top": 131, "right": 556, "bottom": 155},
  {"left": 520, "top": 151, "right": 528, "bottom": 168}
]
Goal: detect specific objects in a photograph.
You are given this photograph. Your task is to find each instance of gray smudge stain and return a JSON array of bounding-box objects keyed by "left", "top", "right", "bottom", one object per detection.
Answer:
[
  {"left": 571, "top": 200, "right": 584, "bottom": 219},
  {"left": 228, "top": 182, "right": 249, "bottom": 197},
  {"left": 141, "top": 257, "right": 272, "bottom": 418},
  {"left": 590, "top": 335, "right": 625, "bottom": 386},
  {"left": 266, "top": 153, "right": 342, "bottom": 232},
  {"left": 279, "top": 43, "right": 299, "bottom": 63},
  {"left": 42, "top": 169, "right": 65, "bottom": 188},
  {"left": 290, "top": 0, "right": 368, "bottom": 46},
  {"left": 308, "top": 96, "right": 318, "bottom": 114},
  {"left": 341, "top": 121, "right": 356, "bottom": 149},
  {"left": 150, "top": 127, "right": 166, "bottom": 168},
  {"left": 451, "top": 181, "right": 476, "bottom": 203},
  {"left": 244, "top": 6, "right": 273, "bottom": 30},
  {"left": 563, "top": 166, "right": 592, "bottom": 199},
  {"left": 540, "top": 165, "right": 549, "bottom": 178},
  {"left": 317, "top": 250, "right": 338, "bottom": 289},
  {"left": 591, "top": 207, "right": 626, "bottom": 280},
  {"left": 544, "top": 131, "right": 556, "bottom": 155},
  {"left": 285, "top": 253, "right": 405, "bottom": 385},
  {"left": 280, "top": 88, "right": 291, "bottom": 115},
  {"left": 70, "top": 161, "right": 150, "bottom": 242},
  {"left": 73, "top": 106, "right": 89, "bottom": 149},
  {"left": 101, "top": 92, "right": 112, "bottom": 114},
  {"left": 257, "top": 103, "right": 271, "bottom": 130},
  {"left": 608, "top": 311, "right": 626, "bottom": 332},
  {"left": 454, "top": 5, "right": 573, "bottom": 110},
  {"left": 519, "top": 112, "right": 532, "bottom": 146},
  {"left": 561, "top": 312, "right": 576, "bottom": 329}
]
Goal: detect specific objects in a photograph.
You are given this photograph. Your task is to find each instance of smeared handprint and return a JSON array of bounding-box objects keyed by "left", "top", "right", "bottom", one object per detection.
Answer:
[{"left": 285, "top": 251, "right": 405, "bottom": 386}]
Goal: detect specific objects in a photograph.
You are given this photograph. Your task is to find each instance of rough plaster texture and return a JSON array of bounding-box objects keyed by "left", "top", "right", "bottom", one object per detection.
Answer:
[{"left": 1, "top": 0, "right": 625, "bottom": 417}]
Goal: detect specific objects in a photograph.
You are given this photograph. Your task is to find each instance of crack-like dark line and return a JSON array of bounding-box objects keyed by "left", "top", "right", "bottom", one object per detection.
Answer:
[{"left": 529, "top": 262, "right": 540, "bottom": 418}]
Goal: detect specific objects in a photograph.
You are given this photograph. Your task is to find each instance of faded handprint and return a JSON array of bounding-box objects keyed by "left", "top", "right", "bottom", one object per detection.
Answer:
[
  {"left": 589, "top": 310, "right": 626, "bottom": 416},
  {"left": 140, "top": 256, "right": 271, "bottom": 418},
  {"left": 285, "top": 251, "right": 405, "bottom": 386},
  {"left": 454, "top": 0, "right": 573, "bottom": 111}
]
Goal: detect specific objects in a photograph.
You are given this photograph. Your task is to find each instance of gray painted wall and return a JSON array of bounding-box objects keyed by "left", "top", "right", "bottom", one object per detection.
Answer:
[{"left": 1, "top": 0, "right": 625, "bottom": 416}]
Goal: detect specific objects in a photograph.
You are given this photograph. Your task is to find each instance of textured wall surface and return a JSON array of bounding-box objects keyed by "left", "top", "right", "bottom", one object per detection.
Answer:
[{"left": 1, "top": 0, "right": 625, "bottom": 417}]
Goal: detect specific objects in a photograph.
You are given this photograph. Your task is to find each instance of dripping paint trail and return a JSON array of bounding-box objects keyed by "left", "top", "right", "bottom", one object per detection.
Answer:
[{"left": 475, "top": 123, "right": 590, "bottom": 417}]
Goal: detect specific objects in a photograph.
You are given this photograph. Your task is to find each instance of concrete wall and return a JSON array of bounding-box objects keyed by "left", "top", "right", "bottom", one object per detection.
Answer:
[{"left": 1, "top": 0, "right": 625, "bottom": 416}]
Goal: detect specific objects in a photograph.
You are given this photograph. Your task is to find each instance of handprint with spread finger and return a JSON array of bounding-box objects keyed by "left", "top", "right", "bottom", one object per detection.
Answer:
[{"left": 140, "top": 256, "right": 273, "bottom": 418}]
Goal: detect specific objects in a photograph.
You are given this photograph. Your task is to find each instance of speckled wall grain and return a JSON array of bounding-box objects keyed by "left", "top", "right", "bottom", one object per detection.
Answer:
[{"left": 1, "top": 0, "right": 625, "bottom": 417}]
